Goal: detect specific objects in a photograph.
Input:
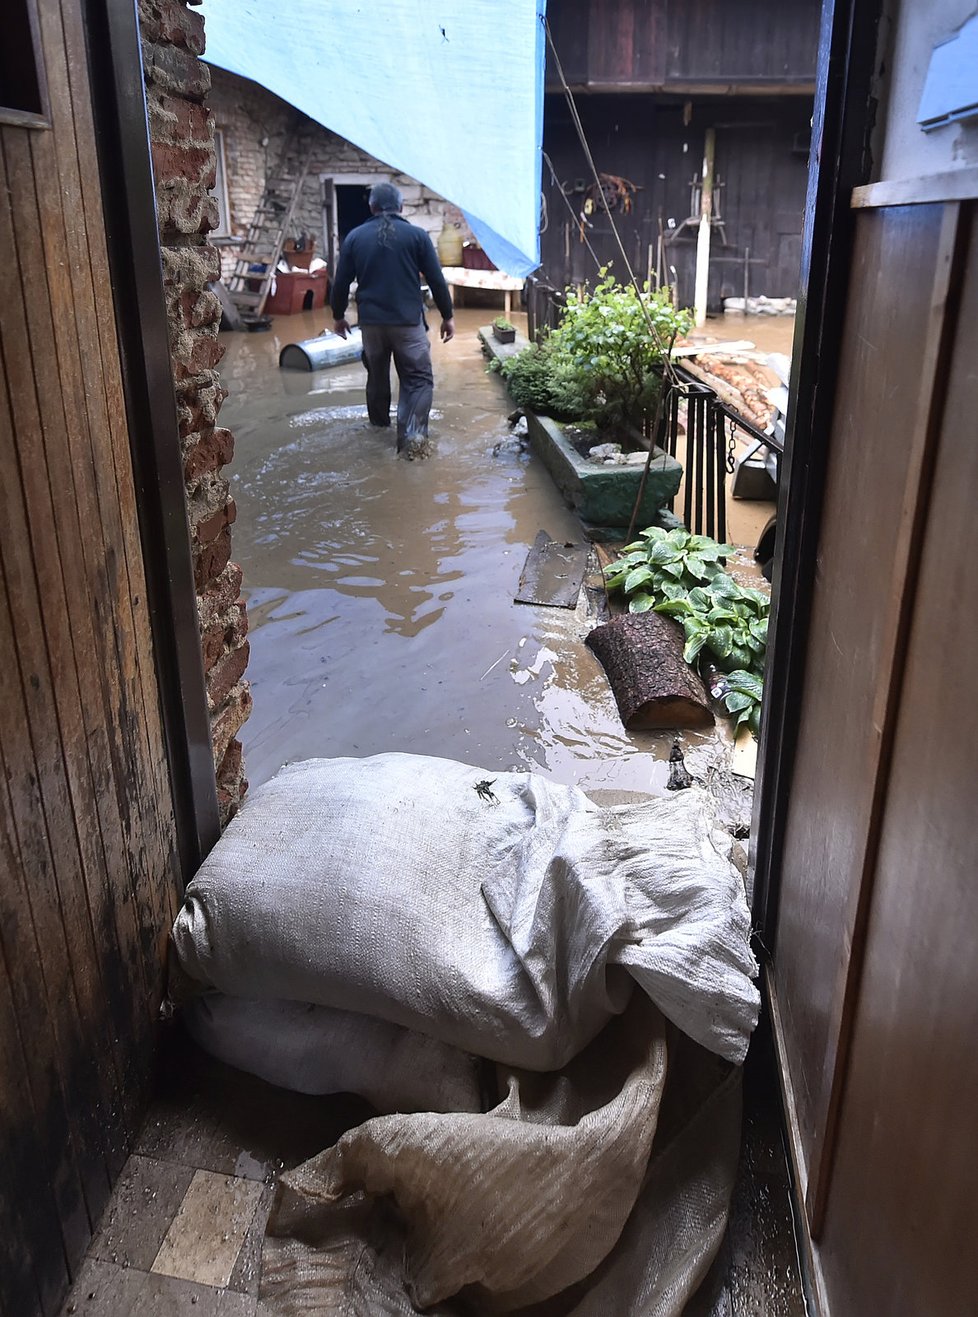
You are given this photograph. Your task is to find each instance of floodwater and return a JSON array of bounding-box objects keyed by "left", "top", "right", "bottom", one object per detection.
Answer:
[
  {"left": 708, "top": 312, "right": 795, "bottom": 357},
  {"left": 219, "top": 307, "right": 732, "bottom": 793}
]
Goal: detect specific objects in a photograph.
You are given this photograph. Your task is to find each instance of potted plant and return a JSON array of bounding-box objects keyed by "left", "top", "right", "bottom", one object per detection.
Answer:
[{"left": 492, "top": 315, "right": 516, "bottom": 344}]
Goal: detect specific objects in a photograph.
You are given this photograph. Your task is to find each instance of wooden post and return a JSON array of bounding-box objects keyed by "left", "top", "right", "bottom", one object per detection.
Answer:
[{"left": 694, "top": 128, "right": 715, "bottom": 328}]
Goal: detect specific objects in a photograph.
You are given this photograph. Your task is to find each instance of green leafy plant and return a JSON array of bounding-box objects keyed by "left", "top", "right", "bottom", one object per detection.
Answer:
[
  {"left": 720, "top": 670, "right": 764, "bottom": 738},
  {"left": 489, "top": 336, "right": 587, "bottom": 418},
  {"left": 493, "top": 315, "right": 515, "bottom": 331},
  {"left": 604, "top": 527, "right": 768, "bottom": 735},
  {"left": 491, "top": 270, "right": 692, "bottom": 440}
]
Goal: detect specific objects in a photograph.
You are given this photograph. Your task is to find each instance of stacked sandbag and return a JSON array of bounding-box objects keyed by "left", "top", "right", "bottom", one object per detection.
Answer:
[
  {"left": 183, "top": 995, "right": 484, "bottom": 1114},
  {"left": 171, "top": 753, "right": 759, "bottom": 1075}
]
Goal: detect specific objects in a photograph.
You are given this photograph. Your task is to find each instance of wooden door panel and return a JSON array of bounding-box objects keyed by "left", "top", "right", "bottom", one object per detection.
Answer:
[
  {"left": 0, "top": 2, "right": 181, "bottom": 1311},
  {"left": 770, "top": 204, "right": 944, "bottom": 1180},
  {"left": 818, "top": 207, "right": 978, "bottom": 1317}
]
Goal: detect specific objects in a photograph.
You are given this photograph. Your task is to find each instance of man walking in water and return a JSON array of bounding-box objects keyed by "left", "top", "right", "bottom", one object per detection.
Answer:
[{"left": 330, "top": 182, "right": 455, "bottom": 457}]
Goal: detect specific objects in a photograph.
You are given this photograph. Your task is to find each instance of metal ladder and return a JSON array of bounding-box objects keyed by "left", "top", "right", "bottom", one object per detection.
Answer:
[{"left": 227, "top": 152, "right": 312, "bottom": 320}]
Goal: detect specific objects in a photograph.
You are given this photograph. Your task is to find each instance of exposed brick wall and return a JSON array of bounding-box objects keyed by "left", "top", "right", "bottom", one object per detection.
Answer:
[
  {"left": 140, "top": 0, "right": 251, "bottom": 824},
  {"left": 208, "top": 66, "right": 471, "bottom": 281}
]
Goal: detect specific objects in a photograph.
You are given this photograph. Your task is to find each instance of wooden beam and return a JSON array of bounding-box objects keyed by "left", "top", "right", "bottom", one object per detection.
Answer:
[
  {"left": 694, "top": 127, "right": 715, "bottom": 327},
  {"left": 851, "top": 166, "right": 978, "bottom": 208}
]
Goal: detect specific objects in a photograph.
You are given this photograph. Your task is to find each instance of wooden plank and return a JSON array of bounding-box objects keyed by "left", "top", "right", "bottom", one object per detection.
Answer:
[
  {"left": 59, "top": 0, "right": 181, "bottom": 931},
  {"left": 22, "top": 36, "right": 152, "bottom": 1146},
  {"left": 817, "top": 203, "right": 978, "bottom": 1317},
  {"left": 514, "top": 531, "right": 589, "bottom": 608},
  {"left": 0, "top": 128, "right": 117, "bottom": 1236},
  {"left": 804, "top": 201, "right": 966, "bottom": 1232},
  {"left": 34, "top": 0, "right": 168, "bottom": 1072},
  {"left": 0, "top": 563, "right": 93, "bottom": 1283},
  {"left": 851, "top": 166, "right": 978, "bottom": 209},
  {"left": 768, "top": 205, "right": 944, "bottom": 1192},
  {"left": 0, "top": 885, "right": 56, "bottom": 1317}
]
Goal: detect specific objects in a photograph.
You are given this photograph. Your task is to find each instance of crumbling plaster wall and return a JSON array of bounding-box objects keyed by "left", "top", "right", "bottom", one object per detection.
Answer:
[
  {"left": 207, "top": 66, "right": 469, "bottom": 280},
  {"left": 139, "top": 0, "right": 251, "bottom": 824}
]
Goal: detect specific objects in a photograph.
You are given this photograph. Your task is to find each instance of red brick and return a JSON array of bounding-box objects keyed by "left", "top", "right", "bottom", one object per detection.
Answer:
[
  {"left": 185, "top": 426, "right": 234, "bottom": 480},
  {"left": 195, "top": 526, "right": 232, "bottom": 590},
  {"left": 196, "top": 504, "right": 227, "bottom": 545},
  {"left": 207, "top": 640, "right": 250, "bottom": 711}
]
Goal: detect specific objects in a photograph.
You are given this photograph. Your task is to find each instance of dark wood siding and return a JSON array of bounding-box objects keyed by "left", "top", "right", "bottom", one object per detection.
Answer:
[
  {"left": 0, "top": 2, "right": 181, "bottom": 1313},
  {"left": 540, "top": 96, "right": 812, "bottom": 309},
  {"left": 546, "top": 0, "right": 819, "bottom": 91}
]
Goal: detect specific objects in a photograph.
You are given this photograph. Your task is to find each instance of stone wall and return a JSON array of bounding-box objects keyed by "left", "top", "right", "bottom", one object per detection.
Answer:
[
  {"left": 139, "top": 0, "right": 251, "bottom": 824},
  {"left": 207, "top": 66, "right": 470, "bottom": 280}
]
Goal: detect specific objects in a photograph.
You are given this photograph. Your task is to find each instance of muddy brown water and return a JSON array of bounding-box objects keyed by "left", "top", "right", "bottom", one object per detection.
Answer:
[{"left": 220, "top": 307, "right": 757, "bottom": 792}]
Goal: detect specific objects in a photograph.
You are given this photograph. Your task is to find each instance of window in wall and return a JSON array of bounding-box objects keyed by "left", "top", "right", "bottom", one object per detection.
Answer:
[
  {"left": 0, "top": 0, "right": 50, "bottom": 129},
  {"left": 210, "top": 128, "right": 232, "bottom": 238}
]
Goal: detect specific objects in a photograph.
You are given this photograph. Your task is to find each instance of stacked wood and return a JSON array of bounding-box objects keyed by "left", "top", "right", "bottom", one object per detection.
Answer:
[
  {"left": 683, "top": 354, "right": 779, "bottom": 431},
  {"left": 586, "top": 613, "right": 714, "bottom": 730}
]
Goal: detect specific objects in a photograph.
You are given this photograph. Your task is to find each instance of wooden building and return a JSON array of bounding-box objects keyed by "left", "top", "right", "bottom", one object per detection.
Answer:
[
  {"left": 1, "top": 0, "right": 977, "bottom": 1313},
  {"left": 541, "top": 0, "right": 820, "bottom": 308}
]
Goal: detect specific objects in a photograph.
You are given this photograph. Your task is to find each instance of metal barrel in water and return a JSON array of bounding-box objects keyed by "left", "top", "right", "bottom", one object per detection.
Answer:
[{"left": 279, "top": 329, "right": 363, "bottom": 371}]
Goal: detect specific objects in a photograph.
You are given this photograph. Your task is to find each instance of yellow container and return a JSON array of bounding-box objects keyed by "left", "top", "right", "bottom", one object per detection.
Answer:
[{"left": 437, "top": 225, "right": 464, "bottom": 266}]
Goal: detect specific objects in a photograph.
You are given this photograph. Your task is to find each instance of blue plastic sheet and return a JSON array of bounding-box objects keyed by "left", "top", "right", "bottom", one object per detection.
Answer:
[{"left": 199, "top": 0, "right": 547, "bottom": 276}]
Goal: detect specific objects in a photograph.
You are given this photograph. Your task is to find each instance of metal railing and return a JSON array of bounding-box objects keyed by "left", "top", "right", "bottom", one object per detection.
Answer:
[
  {"left": 658, "top": 366, "right": 784, "bottom": 542},
  {"left": 524, "top": 275, "right": 566, "bottom": 341}
]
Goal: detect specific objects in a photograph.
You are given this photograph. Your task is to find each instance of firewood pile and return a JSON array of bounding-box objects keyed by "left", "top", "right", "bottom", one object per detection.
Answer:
[{"left": 679, "top": 351, "right": 780, "bottom": 432}]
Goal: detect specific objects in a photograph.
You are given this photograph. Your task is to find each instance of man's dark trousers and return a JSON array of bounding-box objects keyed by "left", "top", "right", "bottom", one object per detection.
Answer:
[{"left": 360, "top": 324, "right": 434, "bottom": 446}]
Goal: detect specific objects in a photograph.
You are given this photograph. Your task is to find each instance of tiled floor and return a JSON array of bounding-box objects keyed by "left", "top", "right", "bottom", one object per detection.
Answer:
[
  {"left": 59, "top": 1027, "right": 369, "bottom": 1315},
  {"left": 60, "top": 1019, "right": 806, "bottom": 1316}
]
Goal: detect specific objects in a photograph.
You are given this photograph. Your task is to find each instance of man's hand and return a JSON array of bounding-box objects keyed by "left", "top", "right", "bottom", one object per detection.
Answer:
[
  {"left": 440, "top": 318, "right": 456, "bottom": 343},
  {"left": 333, "top": 318, "right": 351, "bottom": 340}
]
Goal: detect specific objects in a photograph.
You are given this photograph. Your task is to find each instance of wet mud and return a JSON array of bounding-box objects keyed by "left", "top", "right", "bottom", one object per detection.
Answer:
[{"left": 220, "top": 308, "right": 742, "bottom": 791}]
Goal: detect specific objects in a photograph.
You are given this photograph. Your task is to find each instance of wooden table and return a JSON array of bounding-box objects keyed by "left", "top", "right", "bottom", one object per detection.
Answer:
[{"left": 439, "top": 266, "right": 525, "bottom": 317}]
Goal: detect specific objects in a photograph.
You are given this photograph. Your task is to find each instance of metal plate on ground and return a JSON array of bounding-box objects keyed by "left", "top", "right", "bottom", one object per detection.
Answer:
[{"left": 515, "top": 531, "right": 589, "bottom": 608}]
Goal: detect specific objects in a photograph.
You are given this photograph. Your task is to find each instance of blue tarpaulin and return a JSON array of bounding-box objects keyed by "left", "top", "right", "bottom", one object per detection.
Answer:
[{"left": 199, "top": 0, "right": 547, "bottom": 276}]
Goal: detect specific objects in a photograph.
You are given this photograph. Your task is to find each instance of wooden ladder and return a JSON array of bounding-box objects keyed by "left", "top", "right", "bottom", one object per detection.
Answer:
[{"left": 227, "top": 152, "right": 312, "bottom": 320}]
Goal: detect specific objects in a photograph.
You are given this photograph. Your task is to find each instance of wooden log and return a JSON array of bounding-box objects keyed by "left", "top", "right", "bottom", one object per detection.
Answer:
[{"left": 586, "top": 613, "right": 715, "bottom": 730}]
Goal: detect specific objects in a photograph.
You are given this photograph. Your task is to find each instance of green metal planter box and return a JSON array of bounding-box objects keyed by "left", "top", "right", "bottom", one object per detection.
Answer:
[{"left": 525, "top": 412, "right": 682, "bottom": 530}]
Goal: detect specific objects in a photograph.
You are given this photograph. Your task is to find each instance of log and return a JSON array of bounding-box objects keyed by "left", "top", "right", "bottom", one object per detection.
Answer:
[{"left": 586, "top": 613, "right": 714, "bottom": 730}]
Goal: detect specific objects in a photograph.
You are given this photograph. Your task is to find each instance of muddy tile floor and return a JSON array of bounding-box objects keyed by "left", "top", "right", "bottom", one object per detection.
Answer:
[
  {"left": 60, "top": 307, "right": 804, "bottom": 1315},
  {"left": 59, "top": 1022, "right": 805, "bottom": 1315}
]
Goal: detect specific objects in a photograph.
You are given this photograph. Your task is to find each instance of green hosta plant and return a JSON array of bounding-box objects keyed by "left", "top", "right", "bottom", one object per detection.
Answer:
[
  {"left": 603, "top": 526, "right": 736, "bottom": 610},
  {"left": 604, "top": 526, "right": 768, "bottom": 735},
  {"left": 720, "top": 670, "right": 764, "bottom": 738}
]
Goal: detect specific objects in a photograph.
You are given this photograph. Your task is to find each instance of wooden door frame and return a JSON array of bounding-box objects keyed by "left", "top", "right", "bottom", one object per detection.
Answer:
[
  {"left": 750, "top": 0, "right": 884, "bottom": 946},
  {"left": 80, "top": 0, "right": 221, "bottom": 877}
]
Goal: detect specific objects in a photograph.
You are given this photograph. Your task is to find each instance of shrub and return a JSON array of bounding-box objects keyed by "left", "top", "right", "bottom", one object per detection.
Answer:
[{"left": 492, "top": 270, "right": 692, "bottom": 441}]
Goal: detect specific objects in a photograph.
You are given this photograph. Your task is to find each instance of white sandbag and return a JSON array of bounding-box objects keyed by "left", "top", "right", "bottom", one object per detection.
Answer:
[
  {"left": 171, "top": 754, "right": 758, "bottom": 1068},
  {"left": 183, "top": 994, "right": 483, "bottom": 1115}
]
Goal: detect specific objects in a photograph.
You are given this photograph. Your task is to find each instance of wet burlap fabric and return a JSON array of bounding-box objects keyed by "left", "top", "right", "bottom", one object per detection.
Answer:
[
  {"left": 170, "top": 754, "right": 759, "bottom": 1068},
  {"left": 259, "top": 1002, "right": 741, "bottom": 1315},
  {"left": 169, "top": 754, "right": 757, "bottom": 1313}
]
